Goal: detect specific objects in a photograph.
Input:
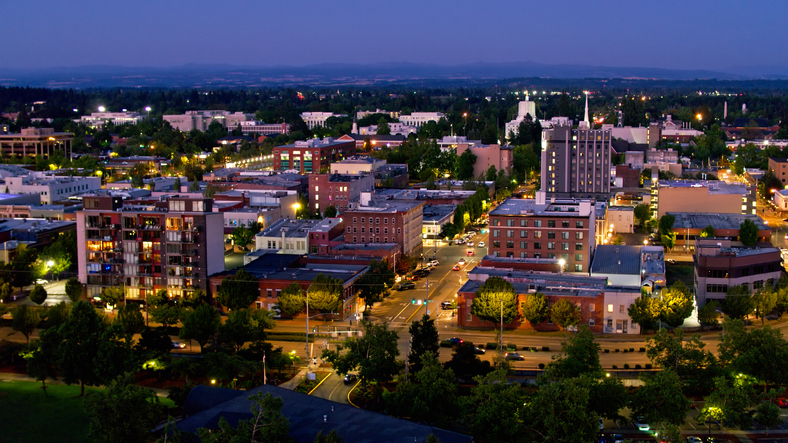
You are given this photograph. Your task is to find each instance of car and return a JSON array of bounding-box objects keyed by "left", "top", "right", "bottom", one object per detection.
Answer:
[
  {"left": 504, "top": 352, "right": 524, "bottom": 361},
  {"left": 35, "top": 279, "right": 49, "bottom": 285},
  {"left": 458, "top": 259, "right": 466, "bottom": 265},
  {"left": 397, "top": 282, "right": 416, "bottom": 290},
  {"left": 466, "top": 250, "right": 474, "bottom": 256},
  {"left": 467, "top": 241, "right": 474, "bottom": 247},
  {"left": 611, "top": 435, "right": 624, "bottom": 443},
  {"left": 633, "top": 416, "right": 650, "bottom": 431},
  {"left": 473, "top": 346, "right": 486, "bottom": 355},
  {"left": 429, "top": 260, "right": 439, "bottom": 267},
  {"left": 408, "top": 274, "right": 420, "bottom": 281},
  {"left": 446, "top": 337, "right": 464, "bottom": 345},
  {"left": 414, "top": 269, "right": 430, "bottom": 277},
  {"left": 478, "top": 241, "right": 485, "bottom": 247},
  {"left": 343, "top": 373, "right": 357, "bottom": 384},
  {"left": 172, "top": 341, "right": 186, "bottom": 349},
  {"left": 666, "top": 259, "right": 676, "bottom": 264},
  {"left": 774, "top": 397, "right": 788, "bottom": 407},
  {"left": 452, "top": 264, "right": 461, "bottom": 271},
  {"left": 598, "top": 418, "right": 604, "bottom": 431},
  {"left": 441, "top": 301, "right": 455, "bottom": 310},
  {"left": 455, "top": 239, "right": 465, "bottom": 245},
  {"left": 687, "top": 437, "right": 702, "bottom": 443}
]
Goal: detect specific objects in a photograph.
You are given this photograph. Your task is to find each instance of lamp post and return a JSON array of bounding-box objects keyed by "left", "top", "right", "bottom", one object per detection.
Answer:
[
  {"left": 293, "top": 203, "right": 301, "bottom": 219},
  {"left": 306, "top": 289, "right": 310, "bottom": 365},
  {"left": 558, "top": 258, "right": 565, "bottom": 274}
]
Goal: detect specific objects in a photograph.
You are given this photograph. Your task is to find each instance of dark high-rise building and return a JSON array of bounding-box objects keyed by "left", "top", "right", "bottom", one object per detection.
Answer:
[{"left": 541, "top": 125, "right": 612, "bottom": 199}]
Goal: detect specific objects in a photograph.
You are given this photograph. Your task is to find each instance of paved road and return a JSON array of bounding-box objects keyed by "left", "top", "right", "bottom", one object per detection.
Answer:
[{"left": 309, "top": 372, "right": 352, "bottom": 404}]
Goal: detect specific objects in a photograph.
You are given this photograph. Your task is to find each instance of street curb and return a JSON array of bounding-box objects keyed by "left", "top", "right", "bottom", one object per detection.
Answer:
[
  {"left": 347, "top": 380, "right": 361, "bottom": 408},
  {"left": 306, "top": 372, "right": 331, "bottom": 396}
]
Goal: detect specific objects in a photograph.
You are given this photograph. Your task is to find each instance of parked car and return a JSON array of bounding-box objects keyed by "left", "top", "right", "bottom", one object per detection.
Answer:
[
  {"left": 343, "top": 373, "right": 357, "bottom": 384},
  {"left": 478, "top": 241, "right": 485, "bottom": 247},
  {"left": 35, "top": 279, "right": 49, "bottom": 285},
  {"left": 172, "top": 341, "right": 186, "bottom": 349},
  {"left": 429, "top": 260, "right": 439, "bottom": 267},
  {"left": 633, "top": 416, "right": 650, "bottom": 431},
  {"left": 774, "top": 397, "right": 788, "bottom": 408},
  {"left": 458, "top": 259, "right": 466, "bottom": 265},
  {"left": 414, "top": 269, "right": 430, "bottom": 277},
  {"left": 452, "top": 264, "right": 461, "bottom": 271},
  {"left": 446, "top": 337, "right": 464, "bottom": 345},
  {"left": 441, "top": 301, "right": 455, "bottom": 310},
  {"left": 473, "top": 346, "right": 486, "bottom": 355},
  {"left": 687, "top": 437, "right": 702, "bottom": 443},
  {"left": 455, "top": 239, "right": 465, "bottom": 245},
  {"left": 398, "top": 282, "right": 416, "bottom": 290},
  {"left": 504, "top": 352, "right": 524, "bottom": 361}
]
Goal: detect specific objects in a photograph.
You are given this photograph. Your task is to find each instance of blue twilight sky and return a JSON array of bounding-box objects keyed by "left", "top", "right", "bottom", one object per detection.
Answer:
[{"left": 2, "top": 0, "right": 787, "bottom": 74}]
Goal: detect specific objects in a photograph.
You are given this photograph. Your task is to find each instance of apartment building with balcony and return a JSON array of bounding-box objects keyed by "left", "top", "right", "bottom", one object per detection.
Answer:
[
  {"left": 487, "top": 193, "right": 596, "bottom": 272},
  {"left": 76, "top": 196, "right": 224, "bottom": 302}
]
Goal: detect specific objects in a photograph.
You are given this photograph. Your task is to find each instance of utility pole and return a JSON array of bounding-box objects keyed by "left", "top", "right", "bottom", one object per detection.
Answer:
[{"left": 306, "top": 289, "right": 310, "bottom": 365}]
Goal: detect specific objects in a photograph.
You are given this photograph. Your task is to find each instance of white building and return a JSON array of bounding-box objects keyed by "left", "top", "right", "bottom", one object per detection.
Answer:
[
  {"left": 163, "top": 110, "right": 255, "bottom": 132},
  {"left": 505, "top": 98, "right": 538, "bottom": 137},
  {"left": 238, "top": 121, "right": 290, "bottom": 136},
  {"left": 79, "top": 112, "right": 141, "bottom": 128},
  {"left": 300, "top": 112, "right": 347, "bottom": 129},
  {"left": 5, "top": 174, "right": 101, "bottom": 204},
  {"left": 357, "top": 122, "right": 418, "bottom": 136},
  {"left": 254, "top": 218, "right": 321, "bottom": 255},
  {"left": 398, "top": 112, "right": 445, "bottom": 128}
]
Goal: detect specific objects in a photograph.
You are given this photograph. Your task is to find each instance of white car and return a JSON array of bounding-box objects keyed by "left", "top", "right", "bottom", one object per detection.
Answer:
[
  {"left": 633, "top": 416, "right": 650, "bottom": 432},
  {"left": 467, "top": 241, "right": 474, "bottom": 247},
  {"left": 478, "top": 241, "right": 485, "bottom": 248},
  {"left": 687, "top": 437, "right": 702, "bottom": 443},
  {"left": 35, "top": 279, "right": 49, "bottom": 285},
  {"left": 457, "top": 259, "right": 466, "bottom": 266},
  {"left": 429, "top": 260, "right": 439, "bottom": 267}
]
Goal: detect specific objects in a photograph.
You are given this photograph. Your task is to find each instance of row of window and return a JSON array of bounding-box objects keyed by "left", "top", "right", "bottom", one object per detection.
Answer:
[
  {"left": 491, "top": 229, "right": 584, "bottom": 240},
  {"left": 492, "top": 240, "right": 584, "bottom": 251},
  {"left": 492, "top": 219, "right": 585, "bottom": 228},
  {"left": 352, "top": 237, "right": 391, "bottom": 243},
  {"left": 352, "top": 217, "right": 394, "bottom": 224},
  {"left": 347, "top": 226, "right": 396, "bottom": 234}
]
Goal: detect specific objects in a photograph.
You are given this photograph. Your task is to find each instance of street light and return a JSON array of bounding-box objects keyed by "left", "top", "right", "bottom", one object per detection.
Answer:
[
  {"left": 293, "top": 203, "right": 301, "bottom": 219},
  {"left": 558, "top": 258, "right": 566, "bottom": 274},
  {"left": 46, "top": 260, "right": 54, "bottom": 268}
]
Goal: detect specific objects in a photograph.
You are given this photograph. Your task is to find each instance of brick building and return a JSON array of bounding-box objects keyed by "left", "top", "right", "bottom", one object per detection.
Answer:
[
  {"left": 487, "top": 193, "right": 596, "bottom": 273},
  {"left": 76, "top": 195, "right": 225, "bottom": 302},
  {"left": 308, "top": 173, "right": 374, "bottom": 216},
  {"left": 343, "top": 197, "right": 424, "bottom": 256},
  {"left": 308, "top": 218, "right": 346, "bottom": 254},
  {"left": 273, "top": 138, "right": 355, "bottom": 174}
]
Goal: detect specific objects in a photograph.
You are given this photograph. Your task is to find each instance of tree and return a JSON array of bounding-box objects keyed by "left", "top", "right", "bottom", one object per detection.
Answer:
[
  {"left": 11, "top": 305, "right": 41, "bottom": 344},
  {"left": 135, "top": 327, "right": 174, "bottom": 359},
  {"left": 10, "top": 243, "right": 38, "bottom": 291},
  {"left": 658, "top": 214, "right": 675, "bottom": 236},
  {"left": 631, "top": 370, "right": 690, "bottom": 428},
  {"left": 408, "top": 314, "right": 439, "bottom": 373},
  {"left": 523, "top": 377, "right": 599, "bottom": 443},
  {"left": 550, "top": 298, "right": 581, "bottom": 330},
  {"left": 230, "top": 226, "right": 254, "bottom": 250},
  {"left": 658, "top": 280, "right": 694, "bottom": 328},
  {"left": 197, "top": 392, "right": 290, "bottom": 443},
  {"left": 94, "top": 323, "right": 136, "bottom": 385},
  {"left": 276, "top": 283, "right": 305, "bottom": 317},
  {"left": 376, "top": 117, "right": 391, "bottom": 136},
  {"left": 546, "top": 326, "right": 602, "bottom": 379},
  {"left": 628, "top": 292, "right": 659, "bottom": 333},
  {"left": 754, "top": 401, "right": 782, "bottom": 431},
  {"left": 216, "top": 268, "right": 259, "bottom": 311},
  {"left": 100, "top": 286, "right": 123, "bottom": 310},
  {"left": 116, "top": 303, "right": 144, "bottom": 334},
  {"left": 0, "top": 281, "right": 11, "bottom": 304},
  {"left": 46, "top": 301, "right": 72, "bottom": 328},
  {"left": 150, "top": 304, "right": 181, "bottom": 328},
  {"left": 646, "top": 329, "right": 720, "bottom": 394},
  {"left": 455, "top": 149, "right": 477, "bottom": 181},
  {"left": 634, "top": 203, "right": 652, "bottom": 230},
  {"left": 698, "top": 300, "right": 720, "bottom": 330},
  {"left": 314, "top": 430, "right": 343, "bottom": 443},
  {"left": 323, "top": 205, "right": 337, "bottom": 218},
  {"left": 307, "top": 274, "right": 343, "bottom": 313},
  {"left": 218, "top": 308, "right": 258, "bottom": 354},
  {"left": 718, "top": 319, "right": 788, "bottom": 389},
  {"left": 386, "top": 353, "right": 458, "bottom": 427},
  {"left": 739, "top": 218, "right": 758, "bottom": 246},
  {"left": 188, "top": 180, "right": 200, "bottom": 192},
  {"left": 65, "top": 277, "right": 82, "bottom": 302},
  {"left": 23, "top": 328, "right": 59, "bottom": 393},
  {"left": 521, "top": 292, "right": 549, "bottom": 326},
  {"left": 700, "top": 225, "right": 716, "bottom": 238},
  {"left": 57, "top": 301, "right": 105, "bottom": 396},
  {"left": 461, "top": 369, "right": 525, "bottom": 442},
  {"left": 721, "top": 286, "right": 754, "bottom": 319},
  {"left": 322, "top": 320, "right": 400, "bottom": 390},
  {"left": 83, "top": 374, "right": 163, "bottom": 443},
  {"left": 661, "top": 231, "right": 677, "bottom": 252},
  {"left": 699, "top": 375, "right": 757, "bottom": 430},
  {"left": 485, "top": 165, "right": 497, "bottom": 181},
  {"left": 356, "top": 260, "right": 395, "bottom": 307},
  {"left": 443, "top": 342, "right": 492, "bottom": 382},
  {"left": 753, "top": 288, "right": 778, "bottom": 325},
  {"left": 470, "top": 276, "right": 518, "bottom": 330},
  {"left": 179, "top": 304, "right": 220, "bottom": 352}
]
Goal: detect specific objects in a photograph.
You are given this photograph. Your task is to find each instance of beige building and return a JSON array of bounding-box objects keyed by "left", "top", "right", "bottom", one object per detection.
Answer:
[
  {"left": 456, "top": 143, "right": 514, "bottom": 180},
  {"left": 0, "top": 127, "right": 73, "bottom": 158},
  {"left": 606, "top": 206, "right": 634, "bottom": 234},
  {"left": 653, "top": 180, "right": 756, "bottom": 219}
]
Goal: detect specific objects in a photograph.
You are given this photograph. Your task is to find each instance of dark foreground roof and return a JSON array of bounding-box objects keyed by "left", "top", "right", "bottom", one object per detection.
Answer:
[{"left": 178, "top": 385, "right": 473, "bottom": 443}]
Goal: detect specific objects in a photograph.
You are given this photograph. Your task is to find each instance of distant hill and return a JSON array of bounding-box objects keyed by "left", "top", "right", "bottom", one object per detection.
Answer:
[{"left": 0, "top": 61, "right": 786, "bottom": 89}]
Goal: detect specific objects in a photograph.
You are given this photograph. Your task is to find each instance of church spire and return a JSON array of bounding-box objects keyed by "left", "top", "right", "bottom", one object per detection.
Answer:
[{"left": 583, "top": 91, "right": 590, "bottom": 128}]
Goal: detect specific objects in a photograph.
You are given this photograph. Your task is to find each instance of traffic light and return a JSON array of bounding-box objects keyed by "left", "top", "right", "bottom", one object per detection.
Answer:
[{"left": 411, "top": 298, "right": 416, "bottom": 304}]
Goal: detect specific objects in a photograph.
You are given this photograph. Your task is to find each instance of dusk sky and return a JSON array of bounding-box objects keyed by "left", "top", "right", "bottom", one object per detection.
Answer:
[{"left": 3, "top": 0, "right": 787, "bottom": 74}]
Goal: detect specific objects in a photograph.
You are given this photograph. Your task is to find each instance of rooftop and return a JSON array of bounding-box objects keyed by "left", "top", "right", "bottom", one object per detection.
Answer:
[
  {"left": 657, "top": 180, "right": 750, "bottom": 195},
  {"left": 489, "top": 197, "right": 593, "bottom": 218},
  {"left": 590, "top": 245, "right": 643, "bottom": 276},
  {"left": 462, "top": 268, "right": 607, "bottom": 297},
  {"left": 698, "top": 245, "right": 780, "bottom": 258},
  {"left": 311, "top": 217, "right": 343, "bottom": 233},
  {"left": 257, "top": 218, "right": 322, "bottom": 239},
  {"left": 667, "top": 212, "right": 769, "bottom": 231}
]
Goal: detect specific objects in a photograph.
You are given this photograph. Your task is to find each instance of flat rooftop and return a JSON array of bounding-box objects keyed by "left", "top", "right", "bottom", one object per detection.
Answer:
[
  {"left": 657, "top": 180, "right": 750, "bottom": 195},
  {"left": 257, "top": 218, "right": 321, "bottom": 238},
  {"left": 667, "top": 212, "right": 769, "bottom": 231},
  {"left": 489, "top": 197, "right": 593, "bottom": 217},
  {"left": 311, "top": 217, "right": 343, "bottom": 233},
  {"left": 590, "top": 245, "right": 642, "bottom": 276}
]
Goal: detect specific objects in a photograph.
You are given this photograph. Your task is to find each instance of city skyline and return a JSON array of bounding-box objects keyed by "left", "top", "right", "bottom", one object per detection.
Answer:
[{"left": 2, "top": 0, "right": 788, "bottom": 76}]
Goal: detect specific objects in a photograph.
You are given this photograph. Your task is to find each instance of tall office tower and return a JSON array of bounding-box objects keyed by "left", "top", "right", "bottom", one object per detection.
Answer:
[{"left": 541, "top": 125, "right": 612, "bottom": 200}]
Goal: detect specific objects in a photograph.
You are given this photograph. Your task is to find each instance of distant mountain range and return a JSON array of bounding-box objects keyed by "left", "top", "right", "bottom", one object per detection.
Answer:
[{"left": 1, "top": 61, "right": 787, "bottom": 89}]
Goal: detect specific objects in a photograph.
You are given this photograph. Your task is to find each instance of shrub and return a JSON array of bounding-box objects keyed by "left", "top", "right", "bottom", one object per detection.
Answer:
[
  {"left": 522, "top": 346, "right": 530, "bottom": 351},
  {"left": 629, "top": 348, "right": 635, "bottom": 352},
  {"left": 541, "top": 346, "right": 549, "bottom": 352},
  {"left": 612, "top": 365, "right": 618, "bottom": 369},
  {"left": 440, "top": 340, "right": 453, "bottom": 347},
  {"left": 639, "top": 347, "right": 646, "bottom": 353},
  {"left": 635, "top": 364, "right": 642, "bottom": 369},
  {"left": 645, "top": 363, "right": 653, "bottom": 370},
  {"left": 604, "top": 349, "right": 609, "bottom": 353},
  {"left": 486, "top": 342, "right": 498, "bottom": 350},
  {"left": 623, "top": 363, "right": 630, "bottom": 369},
  {"left": 478, "top": 344, "right": 485, "bottom": 349},
  {"left": 507, "top": 343, "right": 517, "bottom": 351},
  {"left": 538, "top": 363, "right": 545, "bottom": 370},
  {"left": 623, "top": 349, "right": 628, "bottom": 353},
  {"left": 614, "top": 348, "right": 619, "bottom": 352}
]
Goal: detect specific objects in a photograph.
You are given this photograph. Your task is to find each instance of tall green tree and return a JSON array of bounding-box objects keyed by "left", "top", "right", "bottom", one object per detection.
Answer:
[
  {"left": 216, "top": 268, "right": 259, "bottom": 311},
  {"left": 658, "top": 214, "right": 675, "bottom": 236},
  {"left": 523, "top": 377, "right": 599, "bottom": 443},
  {"left": 546, "top": 326, "right": 602, "bottom": 379},
  {"left": 470, "top": 276, "right": 518, "bottom": 328},
  {"left": 718, "top": 319, "right": 788, "bottom": 389},
  {"left": 56, "top": 301, "right": 105, "bottom": 396},
  {"left": 700, "top": 225, "right": 716, "bottom": 238},
  {"left": 83, "top": 374, "right": 163, "bottom": 443},
  {"left": 376, "top": 117, "right": 391, "bottom": 136},
  {"left": 753, "top": 288, "right": 778, "bottom": 325},
  {"left": 721, "top": 285, "right": 754, "bottom": 319},
  {"left": 116, "top": 303, "right": 144, "bottom": 334},
  {"left": 455, "top": 149, "right": 477, "bottom": 181},
  {"left": 100, "top": 286, "right": 123, "bottom": 310},
  {"left": 65, "top": 277, "right": 82, "bottom": 302},
  {"left": 356, "top": 260, "right": 395, "bottom": 307},
  {"left": 408, "top": 314, "right": 440, "bottom": 373},
  {"left": 217, "top": 308, "right": 258, "bottom": 354},
  {"left": 94, "top": 323, "right": 136, "bottom": 385},
  {"left": 633, "top": 203, "right": 652, "bottom": 230},
  {"left": 550, "top": 298, "right": 581, "bottom": 330},
  {"left": 628, "top": 292, "right": 659, "bottom": 333},
  {"left": 461, "top": 368, "right": 525, "bottom": 442},
  {"left": 699, "top": 375, "right": 757, "bottom": 430},
  {"left": 443, "top": 342, "right": 492, "bottom": 382},
  {"left": 29, "top": 284, "right": 47, "bottom": 305},
  {"left": 323, "top": 205, "right": 337, "bottom": 218},
  {"left": 698, "top": 300, "right": 720, "bottom": 330},
  {"left": 646, "top": 329, "right": 720, "bottom": 394},
  {"left": 307, "top": 274, "right": 343, "bottom": 313},
  {"left": 631, "top": 369, "right": 690, "bottom": 429},
  {"left": 385, "top": 353, "right": 458, "bottom": 428},
  {"left": 23, "top": 328, "right": 60, "bottom": 392},
  {"left": 322, "top": 320, "right": 400, "bottom": 390},
  {"left": 739, "top": 218, "right": 758, "bottom": 246},
  {"left": 521, "top": 292, "right": 549, "bottom": 326},
  {"left": 276, "top": 283, "right": 305, "bottom": 317},
  {"left": 179, "top": 304, "right": 221, "bottom": 352},
  {"left": 658, "top": 280, "right": 694, "bottom": 328},
  {"left": 11, "top": 305, "right": 41, "bottom": 344},
  {"left": 230, "top": 226, "right": 254, "bottom": 249}
]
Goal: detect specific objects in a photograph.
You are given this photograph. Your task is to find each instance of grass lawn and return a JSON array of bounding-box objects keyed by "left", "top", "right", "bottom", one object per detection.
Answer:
[{"left": 0, "top": 380, "right": 176, "bottom": 443}]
